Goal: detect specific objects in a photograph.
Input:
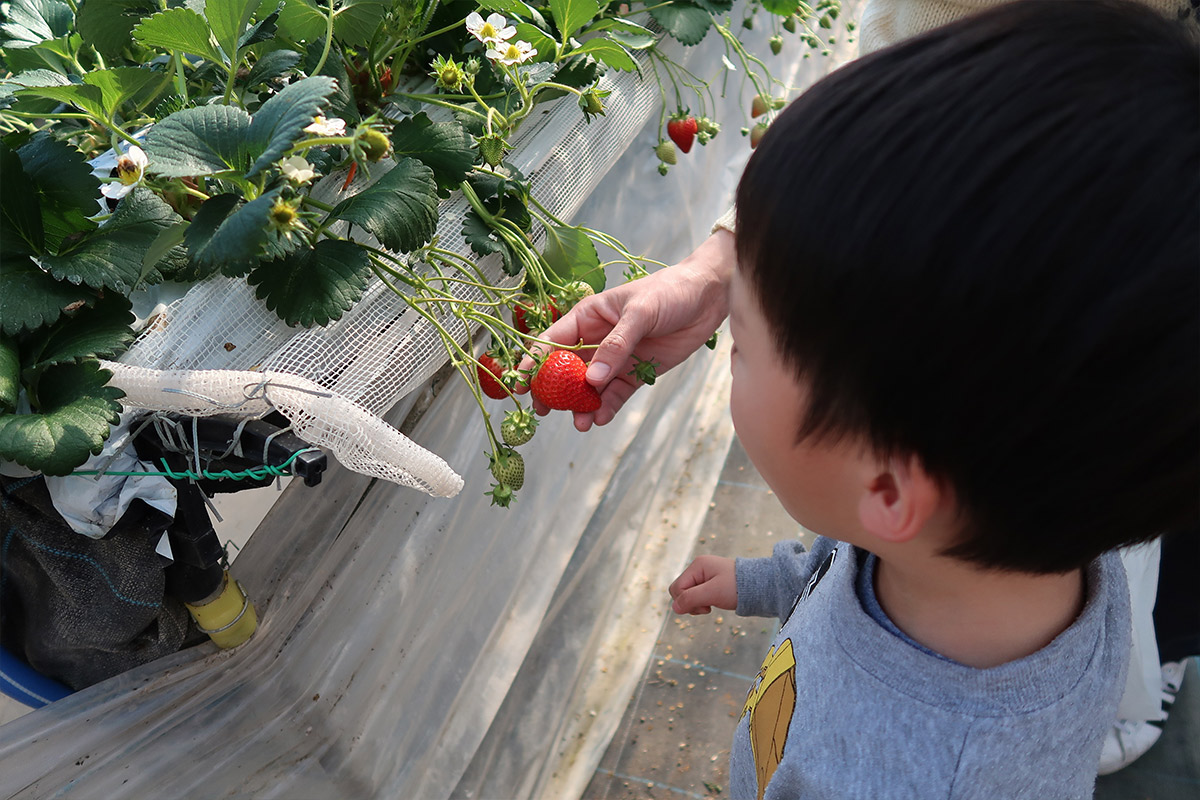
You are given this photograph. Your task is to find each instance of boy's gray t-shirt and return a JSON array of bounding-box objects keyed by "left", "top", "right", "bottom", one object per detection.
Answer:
[{"left": 732, "top": 537, "right": 1130, "bottom": 800}]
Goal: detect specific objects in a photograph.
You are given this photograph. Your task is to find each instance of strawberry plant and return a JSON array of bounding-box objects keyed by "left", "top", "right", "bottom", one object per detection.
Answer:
[{"left": 0, "top": 0, "right": 853, "bottom": 504}]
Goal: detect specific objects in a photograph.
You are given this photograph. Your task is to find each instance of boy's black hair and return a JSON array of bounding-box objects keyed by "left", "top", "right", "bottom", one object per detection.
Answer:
[{"left": 735, "top": 0, "right": 1199, "bottom": 573}]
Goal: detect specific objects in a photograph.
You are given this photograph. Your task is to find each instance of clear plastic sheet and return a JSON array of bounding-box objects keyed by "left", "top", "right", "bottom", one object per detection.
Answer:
[{"left": 0, "top": 6, "right": 861, "bottom": 796}]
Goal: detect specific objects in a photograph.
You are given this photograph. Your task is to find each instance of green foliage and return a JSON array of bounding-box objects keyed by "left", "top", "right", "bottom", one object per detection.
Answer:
[
  {"left": 549, "top": 0, "right": 599, "bottom": 42},
  {"left": 17, "top": 133, "right": 101, "bottom": 253},
  {"left": 0, "top": 257, "right": 95, "bottom": 336},
  {"left": 0, "top": 141, "right": 45, "bottom": 256},
  {"left": 77, "top": 0, "right": 160, "bottom": 60},
  {"left": 329, "top": 158, "right": 438, "bottom": 253},
  {"left": 21, "top": 296, "right": 135, "bottom": 371},
  {"left": 248, "top": 239, "right": 372, "bottom": 327},
  {"left": 650, "top": 2, "right": 713, "bottom": 46},
  {"left": 0, "top": 359, "right": 124, "bottom": 475},
  {"left": 42, "top": 189, "right": 182, "bottom": 292},
  {"left": 245, "top": 76, "right": 336, "bottom": 177},
  {"left": 192, "top": 187, "right": 288, "bottom": 276},
  {"left": 145, "top": 104, "right": 253, "bottom": 177},
  {"left": 541, "top": 224, "right": 602, "bottom": 293},
  {"left": 133, "top": 7, "right": 227, "bottom": 65},
  {"left": 390, "top": 113, "right": 475, "bottom": 194},
  {"left": 0, "top": 0, "right": 73, "bottom": 49},
  {"left": 0, "top": 337, "right": 19, "bottom": 414}
]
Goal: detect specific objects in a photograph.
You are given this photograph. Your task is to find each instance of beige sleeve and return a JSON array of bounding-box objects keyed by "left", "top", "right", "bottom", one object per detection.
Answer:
[{"left": 710, "top": 204, "right": 737, "bottom": 235}]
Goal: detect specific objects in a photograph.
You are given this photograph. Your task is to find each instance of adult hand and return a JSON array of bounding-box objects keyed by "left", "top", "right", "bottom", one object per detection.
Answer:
[
  {"left": 518, "top": 228, "right": 735, "bottom": 431},
  {"left": 669, "top": 555, "right": 738, "bottom": 615}
]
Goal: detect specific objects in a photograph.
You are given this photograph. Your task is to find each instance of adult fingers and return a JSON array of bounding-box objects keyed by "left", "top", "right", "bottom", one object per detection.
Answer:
[{"left": 583, "top": 307, "right": 656, "bottom": 389}]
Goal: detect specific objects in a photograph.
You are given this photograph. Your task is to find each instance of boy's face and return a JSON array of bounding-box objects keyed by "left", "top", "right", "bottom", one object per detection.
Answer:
[{"left": 729, "top": 267, "right": 867, "bottom": 540}]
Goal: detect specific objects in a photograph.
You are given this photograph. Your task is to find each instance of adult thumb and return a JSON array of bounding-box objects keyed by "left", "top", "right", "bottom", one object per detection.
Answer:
[{"left": 586, "top": 315, "right": 651, "bottom": 387}]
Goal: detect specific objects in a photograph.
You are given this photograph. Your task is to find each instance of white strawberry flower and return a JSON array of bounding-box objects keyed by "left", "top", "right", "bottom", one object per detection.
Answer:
[
  {"left": 466, "top": 11, "right": 515, "bottom": 45},
  {"left": 279, "top": 155, "right": 318, "bottom": 184},
  {"left": 101, "top": 145, "right": 148, "bottom": 200},
  {"left": 303, "top": 115, "right": 346, "bottom": 136},
  {"left": 486, "top": 39, "right": 538, "bottom": 66}
]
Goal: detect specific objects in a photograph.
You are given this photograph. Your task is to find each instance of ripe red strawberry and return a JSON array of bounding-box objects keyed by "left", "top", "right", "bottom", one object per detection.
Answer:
[
  {"left": 531, "top": 350, "right": 601, "bottom": 413},
  {"left": 666, "top": 113, "right": 699, "bottom": 154},
  {"left": 477, "top": 352, "right": 509, "bottom": 399},
  {"left": 513, "top": 296, "right": 560, "bottom": 336}
]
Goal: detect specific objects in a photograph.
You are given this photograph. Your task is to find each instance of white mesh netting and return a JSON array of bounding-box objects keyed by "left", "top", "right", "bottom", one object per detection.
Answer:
[{"left": 112, "top": 46, "right": 669, "bottom": 494}]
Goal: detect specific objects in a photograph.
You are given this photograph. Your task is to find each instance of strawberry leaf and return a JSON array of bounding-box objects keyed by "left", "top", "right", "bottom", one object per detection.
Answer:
[
  {"left": 463, "top": 211, "right": 521, "bottom": 276},
  {"left": 244, "top": 49, "right": 302, "bottom": 89},
  {"left": 330, "top": 0, "right": 390, "bottom": 48},
  {"left": 205, "top": 0, "right": 259, "bottom": 65},
  {"left": 77, "top": 0, "right": 160, "bottom": 60},
  {"left": 0, "top": 359, "right": 124, "bottom": 476},
  {"left": 145, "top": 104, "right": 253, "bottom": 178},
  {"left": 549, "top": 0, "right": 599, "bottom": 42},
  {"left": 17, "top": 133, "right": 101, "bottom": 254},
  {"left": 390, "top": 113, "right": 475, "bottom": 195},
  {"left": 277, "top": 0, "right": 327, "bottom": 43},
  {"left": 188, "top": 187, "right": 282, "bottom": 276},
  {"left": 650, "top": 3, "right": 713, "bottom": 46},
  {"left": 0, "top": 256, "right": 95, "bottom": 336},
  {"left": 0, "top": 0, "right": 72, "bottom": 49},
  {"left": 245, "top": 75, "right": 336, "bottom": 178},
  {"left": 248, "top": 238, "right": 371, "bottom": 327},
  {"left": 541, "top": 224, "right": 603, "bottom": 292},
  {"left": 22, "top": 295, "right": 135, "bottom": 371},
  {"left": 0, "top": 336, "right": 19, "bottom": 415},
  {"left": 132, "top": 7, "right": 226, "bottom": 65},
  {"left": 42, "top": 188, "right": 183, "bottom": 293},
  {"left": 0, "top": 140, "right": 44, "bottom": 256},
  {"left": 572, "top": 38, "right": 637, "bottom": 72},
  {"left": 328, "top": 158, "right": 438, "bottom": 253}
]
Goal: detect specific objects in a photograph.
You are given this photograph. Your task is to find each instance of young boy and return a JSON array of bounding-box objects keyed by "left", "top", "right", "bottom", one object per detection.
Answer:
[{"left": 666, "top": 2, "right": 1199, "bottom": 797}]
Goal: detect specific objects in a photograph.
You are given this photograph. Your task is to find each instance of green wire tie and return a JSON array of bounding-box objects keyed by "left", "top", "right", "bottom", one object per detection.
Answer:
[{"left": 70, "top": 447, "right": 320, "bottom": 482}]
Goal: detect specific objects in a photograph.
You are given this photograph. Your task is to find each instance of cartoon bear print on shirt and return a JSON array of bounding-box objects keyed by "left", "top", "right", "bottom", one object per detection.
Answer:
[{"left": 739, "top": 547, "right": 837, "bottom": 800}]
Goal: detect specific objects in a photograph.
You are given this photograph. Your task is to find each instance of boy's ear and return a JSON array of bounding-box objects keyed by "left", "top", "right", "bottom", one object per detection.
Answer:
[{"left": 857, "top": 455, "right": 944, "bottom": 544}]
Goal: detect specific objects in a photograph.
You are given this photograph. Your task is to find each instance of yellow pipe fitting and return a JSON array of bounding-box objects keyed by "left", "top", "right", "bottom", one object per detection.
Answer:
[{"left": 186, "top": 571, "right": 258, "bottom": 649}]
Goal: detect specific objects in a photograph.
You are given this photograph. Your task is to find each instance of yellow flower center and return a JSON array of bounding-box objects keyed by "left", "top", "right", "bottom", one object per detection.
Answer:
[
  {"left": 503, "top": 44, "right": 520, "bottom": 60},
  {"left": 270, "top": 202, "right": 298, "bottom": 226},
  {"left": 479, "top": 22, "right": 497, "bottom": 38},
  {"left": 116, "top": 155, "right": 142, "bottom": 185}
]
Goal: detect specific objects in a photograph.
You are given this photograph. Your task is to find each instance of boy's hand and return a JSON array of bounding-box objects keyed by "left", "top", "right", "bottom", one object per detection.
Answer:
[{"left": 669, "top": 555, "right": 737, "bottom": 615}]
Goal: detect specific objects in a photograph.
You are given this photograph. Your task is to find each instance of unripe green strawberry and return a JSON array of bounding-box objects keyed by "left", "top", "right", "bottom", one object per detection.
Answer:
[
  {"left": 783, "top": 14, "right": 798, "bottom": 33},
  {"left": 559, "top": 280, "right": 595, "bottom": 310},
  {"left": 654, "top": 140, "right": 677, "bottom": 165},
  {"left": 488, "top": 482, "right": 515, "bottom": 507},
  {"left": 657, "top": 162, "right": 669, "bottom": 176},
  {"left": 579, "top": 88, "right": 608, "bottom": 121},
  {"left": 477, "top": 133, "right": 507, "bottom": 167},
  {"left": 489, "top": 447, "right": 525, "bottom": 490},
  {"left": 751, "top": 95, "right": 770, "bottom": 118},
  {"left": 357, "top": 128, "right": 390, "bottom": 161},
  {"left": 531, "top": 350, "right": 601, "bottom": 413},
  {"left": 501, "top": 408, "right": 538, "bottom": 446},
  {"left": 769, "top": 35, "right": 783, "bottom": 55}
]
